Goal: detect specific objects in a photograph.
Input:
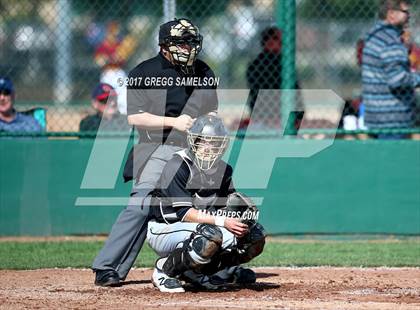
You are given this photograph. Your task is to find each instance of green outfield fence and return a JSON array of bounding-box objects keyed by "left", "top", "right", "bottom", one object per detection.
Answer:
[
  {"left": 1, "top": 138, "right": 419, "bottom": 236},
  {"left": 0, "top": 0, "right": 419, "bottom": 135}
]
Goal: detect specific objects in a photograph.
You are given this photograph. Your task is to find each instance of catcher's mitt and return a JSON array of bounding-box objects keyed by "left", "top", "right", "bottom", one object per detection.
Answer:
[{"left": 224, "top": 192, "right": 259, "bottom": 226}]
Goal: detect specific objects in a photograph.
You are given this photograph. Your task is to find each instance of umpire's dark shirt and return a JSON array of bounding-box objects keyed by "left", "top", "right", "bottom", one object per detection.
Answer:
[{"left": 127, "top": 52, "right": 218, "bottom": 144}]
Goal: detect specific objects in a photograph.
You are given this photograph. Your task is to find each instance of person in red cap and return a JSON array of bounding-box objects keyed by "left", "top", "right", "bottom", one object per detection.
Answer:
[{"left": 79, "top": 82, "right": 128, "bottom": 132}]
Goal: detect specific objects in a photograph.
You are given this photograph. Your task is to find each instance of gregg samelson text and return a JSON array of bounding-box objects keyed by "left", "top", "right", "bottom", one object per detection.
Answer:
[{"left": 122, "top": 76, "right": 220, "bottom": 87}]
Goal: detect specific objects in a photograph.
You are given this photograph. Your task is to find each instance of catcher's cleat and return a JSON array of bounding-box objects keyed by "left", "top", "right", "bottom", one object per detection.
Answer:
[
  {"left": 233, "top": 266, "right": 257, "bottom": 284},
  {"left": 94, "top": 269, "right": 121, "bottom": 287},
  {"left": 182, "top": 270, "right": 225, "bottom": 290},
  {"left": 211, "top": 266, "right": 256, "bottom": 285},
  {"left": 152, "top": 258, "right": 185, "bottom": 293}
]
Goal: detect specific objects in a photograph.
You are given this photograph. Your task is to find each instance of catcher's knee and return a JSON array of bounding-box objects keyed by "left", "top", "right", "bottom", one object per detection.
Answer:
[
  {"left": 190, "top": 224, "right": 223, "bottom": 262},
  {"left": 162, "top": 224, "right": 223, "bottom": 277}
]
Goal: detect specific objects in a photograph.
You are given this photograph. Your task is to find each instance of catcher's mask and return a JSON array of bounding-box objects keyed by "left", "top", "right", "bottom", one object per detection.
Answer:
[
  {"left": 187, "top": 115, "right": 229, "bottom": 171},
  {"left": 159, "top": 18, "right": 203, "bottom": 75}
]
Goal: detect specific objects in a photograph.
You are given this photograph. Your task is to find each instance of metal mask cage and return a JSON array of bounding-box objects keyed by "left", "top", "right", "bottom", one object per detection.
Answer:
[
  {"left": 187, "top": 133, "right": 229, "bottom": 171},
  {"left": 170, "top": 35, "right": 202, "bottom": 47},
  {"left": 164, "top": 33, "right": 203, "bottom": 74}
]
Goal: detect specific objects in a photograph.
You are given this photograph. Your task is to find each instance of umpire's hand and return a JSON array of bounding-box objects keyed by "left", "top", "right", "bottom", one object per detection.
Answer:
[
  {"left": 173, "top": 114, "right": 194, "bottom": 132},
  {"left": 225, "top": 218, "right": 248, "bottom": 237}
]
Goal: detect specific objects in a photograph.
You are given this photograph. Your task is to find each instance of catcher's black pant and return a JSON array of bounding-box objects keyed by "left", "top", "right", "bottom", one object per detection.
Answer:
[{"left": 92, "top": 145, "right": 182, "bottom": 280}]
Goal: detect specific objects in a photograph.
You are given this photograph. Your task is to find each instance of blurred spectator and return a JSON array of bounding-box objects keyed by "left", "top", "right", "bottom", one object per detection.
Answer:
[
  {"left": 247, "top": 27, "right": 283, "bottom": 113},
  {"left": 0, "top": 77, "right": 42, "bottom": 133},
  {"left": 354, "top": 39, "right": 368, "bottom": 132},
  {"left": 402, "top": 28, "right": 420, "bottom": 72},
  {"left": 94, "top": 22, "right": 123, "bottom": 67},
  {"left": 362, "top": 0, "right": 420, "bottom": 139},
  {"left": 340, "top": 100, "right": 359, "bottom": 130},
  {"left": 100, "top": 59, "right": 128, "bottom": 115},
  {"left": 402, "top": 28, "right": 420, "bottom": 138},
  {"left": 79, "top": 83, "right": 128, "bottom": 132},
  {"left": 356, "top": 39, "right": 365, "bottom": 67},
  {"left": 94, "top": 21, "right": 137, "bottom": 115},
  {"left": 246, "top": 27, "right": 300, "bottom": 128},
  {"left": 337, "top": 39, "right": 369, "bottom": 140}
]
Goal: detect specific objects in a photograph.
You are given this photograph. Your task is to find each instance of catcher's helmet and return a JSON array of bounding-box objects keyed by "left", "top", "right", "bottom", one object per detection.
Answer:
[
  {"left": 187, "top": 115, "right": 229, "bottom": 171},
  {"left": 159, "top": 18, "right": 203, "bottom": 74}
]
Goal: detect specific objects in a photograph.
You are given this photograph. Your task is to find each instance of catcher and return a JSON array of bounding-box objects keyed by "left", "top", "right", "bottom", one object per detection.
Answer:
[{"left": 145, "top": 115, "right": 266, "bottom": 293}]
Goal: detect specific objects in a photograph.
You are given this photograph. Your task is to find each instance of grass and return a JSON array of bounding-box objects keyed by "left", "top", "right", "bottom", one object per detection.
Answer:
[{"left": 0, "top": 239, "right": 419, "bottom": 270}]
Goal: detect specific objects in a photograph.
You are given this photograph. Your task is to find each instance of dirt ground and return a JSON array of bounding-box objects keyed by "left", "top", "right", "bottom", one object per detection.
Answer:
[{"left": 0, "top": 267, "right": 419, "bottom": 310}]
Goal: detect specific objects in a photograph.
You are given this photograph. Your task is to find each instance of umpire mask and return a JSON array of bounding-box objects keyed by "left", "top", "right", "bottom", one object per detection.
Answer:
[
  {"left": 187, "top": 116, "right": 229, "bottom": 171},
  {"left": 159, "top": 18, "right": 203, "bottom": 75}
]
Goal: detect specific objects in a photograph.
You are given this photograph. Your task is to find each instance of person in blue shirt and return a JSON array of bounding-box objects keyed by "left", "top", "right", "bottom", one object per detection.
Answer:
[
  {"left": 362, "top": 0, "right": 420, "bottom": 138},
  {"left": 0, "top": 77, "right": 42, "bottom": 133}
]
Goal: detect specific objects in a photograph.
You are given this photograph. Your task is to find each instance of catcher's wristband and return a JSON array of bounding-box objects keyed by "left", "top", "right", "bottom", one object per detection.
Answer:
[{"left": 214, "top": 216, "right": 226, "bottom": 227}]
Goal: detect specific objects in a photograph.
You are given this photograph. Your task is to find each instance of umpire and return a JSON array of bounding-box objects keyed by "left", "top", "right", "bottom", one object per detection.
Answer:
[{"left": 92, "top": 18, "right": 218, "bottom": 286}]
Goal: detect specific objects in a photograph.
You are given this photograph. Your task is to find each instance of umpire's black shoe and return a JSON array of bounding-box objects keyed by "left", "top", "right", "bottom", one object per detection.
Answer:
[{"left": 94, "top": 269, "right": 121, "bottom": 287}]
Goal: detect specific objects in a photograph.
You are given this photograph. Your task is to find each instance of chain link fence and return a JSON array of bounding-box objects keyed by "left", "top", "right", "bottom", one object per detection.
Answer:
[{"left": 0, "top": 0, "right": 419, "bottom": 136}]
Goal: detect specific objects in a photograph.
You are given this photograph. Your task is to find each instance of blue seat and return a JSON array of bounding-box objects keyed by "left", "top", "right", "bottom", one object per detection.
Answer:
[{"left": 21, "top": 107, "right": 47, "bottom": 130}]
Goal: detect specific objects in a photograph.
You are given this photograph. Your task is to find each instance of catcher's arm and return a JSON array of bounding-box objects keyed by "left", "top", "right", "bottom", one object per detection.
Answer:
[{"left": 183, "top": 208, "right": 248, "bottom": 237}]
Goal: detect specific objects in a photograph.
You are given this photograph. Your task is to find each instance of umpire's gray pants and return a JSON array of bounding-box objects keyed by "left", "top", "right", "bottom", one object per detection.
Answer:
[{"left": 92, "top": 145, "right": 182, "bottom": 280}]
